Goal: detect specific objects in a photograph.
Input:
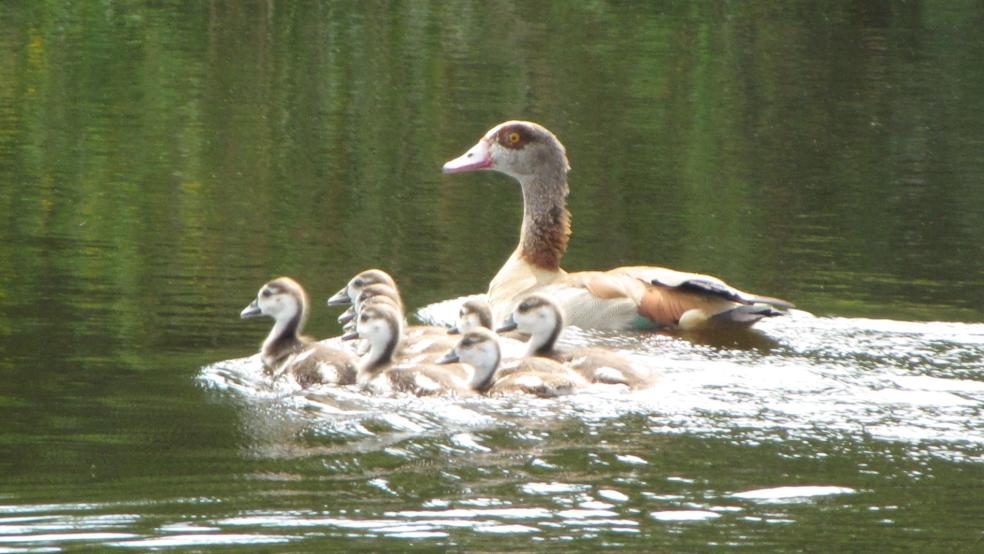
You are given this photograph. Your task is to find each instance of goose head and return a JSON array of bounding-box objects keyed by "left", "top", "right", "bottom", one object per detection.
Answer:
[
  {"left": 327, "top": 269, "right": 397, "bottom": 306},
  {"left": 340, "top": 292, "right": 404, "bottom": 343},
  {"left": 449, "top": 298, "right": 494, "bottom": 335},
  {"left": 241, "top": 276, "right": 308, "bottom": 330},
  {"left": 356, "top": 283, "right": 404, "bottom": 312},
  {"left": 241, "top": 277, "right": 311, "bottom": 369},
  {"left": 338, "top": 283, "right": 404, "bottom": 325},
  {"left": 496, "top": 294, "right": 564, "bottom": 356},
  {"left": 443, "top": 121, "right": 570, "bottom": 183},
  {"left": 437, "top": 327, "right": 501, "bottom": 390}
]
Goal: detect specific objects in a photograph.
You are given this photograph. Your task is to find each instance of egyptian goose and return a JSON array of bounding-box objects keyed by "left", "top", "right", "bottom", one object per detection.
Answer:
[
  {"left": 240, "top": 277, "right": 357, "bottom": 386},
  {"left": 348, "top": 303, "right": 494, "bottom": 396},
  {"left": 438, "top": 328, "right": 587, "bottom": 398},
  {"left": 497, "top": 294, "right": 656, "bottom": 389},
  {"left": 443, "top": 121, "right": 793, "bottom": 331}
]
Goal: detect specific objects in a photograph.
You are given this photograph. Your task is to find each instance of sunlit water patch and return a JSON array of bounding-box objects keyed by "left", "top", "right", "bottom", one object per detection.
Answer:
[
  {"left": 415, "top": 295, "right": 984, "bottom": 461},
  {"left": 730, "top": 485, "right": 857, "bottom": 503},
  {"left": 198, "top": 295, "right": 984, "bottom": 466}
]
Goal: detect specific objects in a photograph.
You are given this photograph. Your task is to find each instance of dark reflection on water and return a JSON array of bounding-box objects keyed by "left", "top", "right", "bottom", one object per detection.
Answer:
[{"left": 1, "top": 1, "right": 984, "bottom": 550}]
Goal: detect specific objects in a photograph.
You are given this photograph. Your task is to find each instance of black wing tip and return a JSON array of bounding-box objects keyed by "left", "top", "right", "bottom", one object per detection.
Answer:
[{"left": 651, "top": 277, "right": 794, "bottom": 309}]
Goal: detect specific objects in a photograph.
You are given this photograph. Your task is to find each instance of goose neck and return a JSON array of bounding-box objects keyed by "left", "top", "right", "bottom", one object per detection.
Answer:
[
  {"left": 262, "top": 315, "right": 302, "bottom": 368},
  {"left": 526, "top": 322, "right": 561, "bottom": 357},
  {"left": 359, "top": 327, "right": 401, "bottom": 374},
  {"left": 470, "top": 349, "right": 500, "bottom": 391},
  {"left": 517, "top": 176, "right": 570, "bottom": 271}
]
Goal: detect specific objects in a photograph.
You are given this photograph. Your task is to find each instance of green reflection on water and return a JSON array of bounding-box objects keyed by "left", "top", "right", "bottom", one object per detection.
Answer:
[{"left": 1, "top": 1, "right": 983, "bottom": 551}]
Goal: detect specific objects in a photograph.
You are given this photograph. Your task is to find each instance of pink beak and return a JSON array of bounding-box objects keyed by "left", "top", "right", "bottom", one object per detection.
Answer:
[{"left": 442, "top": 138, "right": 493, "bottom": 174}]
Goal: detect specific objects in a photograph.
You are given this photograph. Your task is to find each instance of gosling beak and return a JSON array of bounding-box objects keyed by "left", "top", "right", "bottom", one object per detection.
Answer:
[
  {"left": 443, "top": 138, "right": 493, "bottom": 174},
  {"left": 495, "top": 314, "right": 518, "bottom": 334},
  {"left": 240, "top": 300, "right": 261, "bottom": 319},
  {"left": 326, "top": 287, "right": 351, "bottom": 306},
  {"left": 435, "top": 350, "right": 459, "bottom": 364},
  {"left": 341, "top": 329, "right": 360, "bottom": 341},
  {"left": 338, "top": 307, "right": 355, "bottom": 325}
]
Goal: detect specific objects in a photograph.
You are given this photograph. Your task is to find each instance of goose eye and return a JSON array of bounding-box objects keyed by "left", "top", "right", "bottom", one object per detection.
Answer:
[
  {"left": 507, "top": 131, "right": 521, "bottom": 145},
  {"left": 261, "top": 288, "right": 273, "bottom": 297}
]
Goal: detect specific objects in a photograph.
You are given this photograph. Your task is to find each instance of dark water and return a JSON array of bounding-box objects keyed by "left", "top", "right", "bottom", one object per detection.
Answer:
[{"left": 2, "top": 2, "right": 983, "bottom": 551}]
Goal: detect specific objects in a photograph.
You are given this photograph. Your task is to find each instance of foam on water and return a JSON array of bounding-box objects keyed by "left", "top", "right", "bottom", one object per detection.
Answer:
[
  {"left": 200, "top": 296, "right": 984, "bottom": 464},
  {"left": 170, "top": 295, "right": 984, "bottom": 548}
]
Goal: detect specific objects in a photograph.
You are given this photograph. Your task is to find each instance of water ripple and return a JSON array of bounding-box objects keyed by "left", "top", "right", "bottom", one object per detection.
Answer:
[{"left": 182, "top": 297, "right": 984, "bottom": 548}]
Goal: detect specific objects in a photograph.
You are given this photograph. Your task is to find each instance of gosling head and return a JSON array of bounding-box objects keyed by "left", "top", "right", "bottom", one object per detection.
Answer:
[
  {"left": 437, "top": 328, "right": 501, "bottom": 390},
  {"left": 496, "top": 294, "right": 564, "bottom": 355},
  {"left": 241, "top": 276, "right": 308, "bottom": 328},
  {"left": 326, "top": 268, "right": 397, "bottom": 306},
  {"left": 338, "top": 284, "right": 403, "bottom": 325},
  {"left": 355, "top": 303, "right": 402, "bottom": 346},
  {"left": 449, "top": 298, "right": 494, "bottom": 335},
  {"left": 356, "top": 283, "right": 403, "bottom": 311},
  {"left": 438, "top": 328, "right": 501, "bottom": 372}
]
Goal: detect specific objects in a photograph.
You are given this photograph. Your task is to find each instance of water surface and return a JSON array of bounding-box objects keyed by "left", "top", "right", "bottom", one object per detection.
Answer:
[{"left": 1, "top": 2, "right": 983, "bottom": 551}]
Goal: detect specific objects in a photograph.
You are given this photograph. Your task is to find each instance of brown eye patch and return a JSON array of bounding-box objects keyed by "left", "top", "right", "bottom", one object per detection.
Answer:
[
  {"left": 497, "top": 124, "right": 532, "bottom": 149},
  {"left": 262, "top": 283, "right": 285, "bottom": 297}
]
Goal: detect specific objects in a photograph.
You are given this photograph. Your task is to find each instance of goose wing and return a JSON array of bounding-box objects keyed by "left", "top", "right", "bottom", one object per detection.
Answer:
[{"left": 617, "top": 266, "right": 794, "bottom": 309}]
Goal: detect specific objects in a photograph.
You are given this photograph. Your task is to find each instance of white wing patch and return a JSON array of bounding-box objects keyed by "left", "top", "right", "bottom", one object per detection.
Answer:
[
  {"left": 547, "top": 287, "right": 639, "bottom": 330},
  {"left": 514, "top": 375, "right": 545, "bottom": 389},
  {"left": 317, "top": 362, "right": 339, "bottom": 383},
  {"left": 414, "top": 374, "right": 440, "bottom": 393},
  {"left": 401, "top": 353, "right": 429, "bottom": 365},
  {"left": 406, "top": 338, "right": 437, "bottom": 354},
  {"left": 593, "top": 366, "right": 624, "bottom": 384},
  {"left": 294, "top": 349, "right": 316, "bottom": 364},
  {"left": 367, "top": 374, "right": 392, "bottom": 394}
]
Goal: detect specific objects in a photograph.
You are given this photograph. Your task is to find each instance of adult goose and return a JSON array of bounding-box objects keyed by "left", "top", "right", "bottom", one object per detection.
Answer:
[
  {"left": 443, "top": 121, "right": 793, "bottom": 331},
  {"left": 497, "top": 294, "right": 656, "bottom": 389},
  {"left": 241, "top": 277, "right": 357, "bottom": 387}
]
